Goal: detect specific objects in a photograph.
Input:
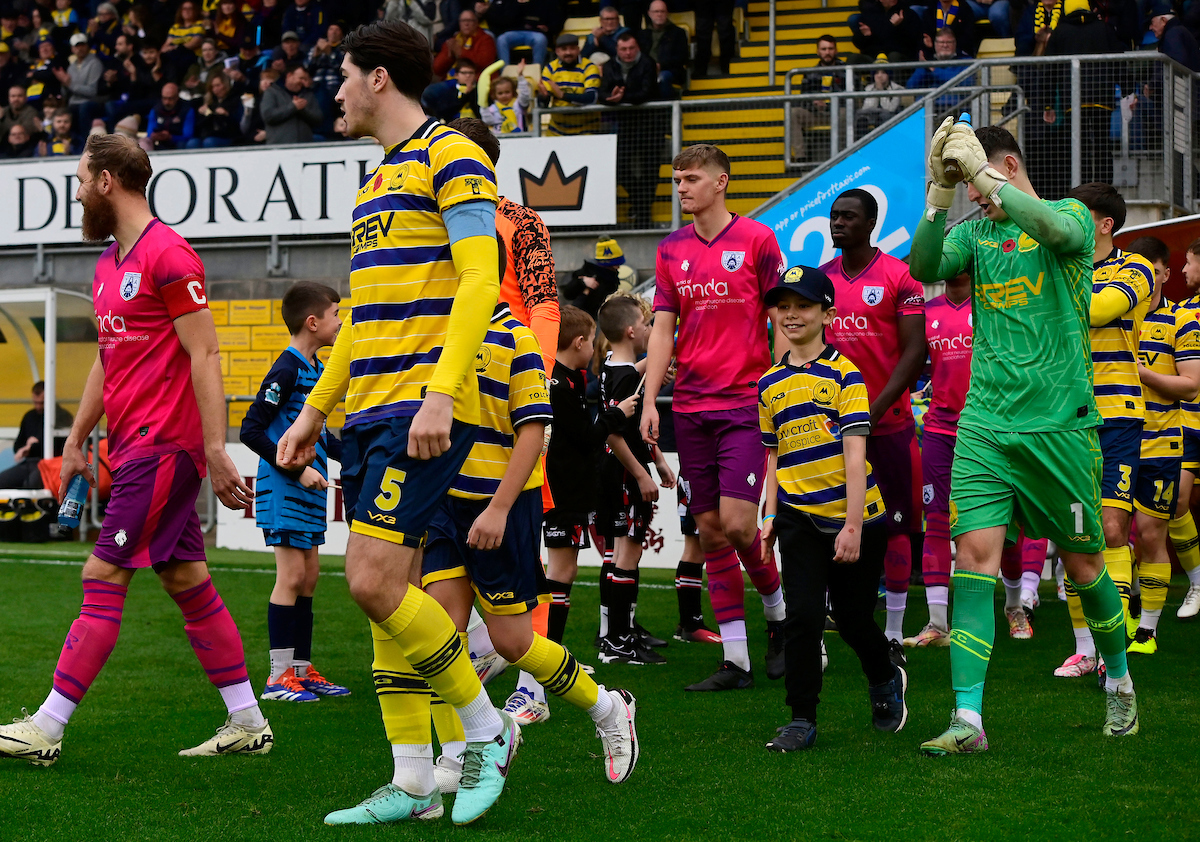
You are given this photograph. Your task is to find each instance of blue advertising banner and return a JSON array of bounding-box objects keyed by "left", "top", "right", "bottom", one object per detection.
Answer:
[{"left": 756, "top": 110, "right": 926, "bottom": 269}]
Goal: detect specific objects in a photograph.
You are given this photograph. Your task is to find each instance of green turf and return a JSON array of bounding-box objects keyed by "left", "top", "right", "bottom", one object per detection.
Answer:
[{"left": 1, "top": 548, "right": 1198, "bottom": 841}]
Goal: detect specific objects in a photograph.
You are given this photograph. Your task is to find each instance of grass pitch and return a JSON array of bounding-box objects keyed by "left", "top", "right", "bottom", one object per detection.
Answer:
[{"left": 1, "top": 543, "right": 1198, "bottom": 841}]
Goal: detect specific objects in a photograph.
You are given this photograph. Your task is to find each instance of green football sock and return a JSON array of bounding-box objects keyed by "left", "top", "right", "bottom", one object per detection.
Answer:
[
  {"left": 949, "top": 571, "right": 997, "bottom": 716},
  {"left": 1071, "top": 566, "right": 1129, "bottom": 681}
]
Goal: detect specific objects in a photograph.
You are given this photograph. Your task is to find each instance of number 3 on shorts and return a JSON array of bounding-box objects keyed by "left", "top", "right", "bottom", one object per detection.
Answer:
[
  {"left": 1070, "top": 501, "right": 1084, "bottom": 534},
  {"left": 374, "top": 467, "right": 408, "bottom": 512}
]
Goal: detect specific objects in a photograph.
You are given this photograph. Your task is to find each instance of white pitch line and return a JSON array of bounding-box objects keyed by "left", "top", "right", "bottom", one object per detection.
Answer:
[{"left": 0, "top": 556, "right": 673, "bottom": 589}]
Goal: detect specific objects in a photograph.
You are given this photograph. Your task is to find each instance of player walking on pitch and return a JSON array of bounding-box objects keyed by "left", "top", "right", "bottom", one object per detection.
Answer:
[
  {"left": 277, "top": 21, "right": 517, "bottom": 825},
  {"left": 0, "top": 134, "right": 270, "bottom": 765},
  {"left": 910, "top": 121, "right": 1139, "bottom": 753}
]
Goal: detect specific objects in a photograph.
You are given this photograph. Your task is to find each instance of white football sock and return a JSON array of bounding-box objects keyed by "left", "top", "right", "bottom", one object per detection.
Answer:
[
  {"left": 926, "top": 585, "right": 949, "bottom": 630},
  {"left": 1021, "top": 571, "right": 1041, "bottom": 607},
  {"left": 956, "top": 708, "right": 983, "bottom": 729},
  {"left": 466, "top": 610, "right": 494, "bottom": 658},
  {"left": 515, "top": 670, "right": 547, "bottom": 703},
  {"left": 761, "top": 586, "right": 786, "bottom": 623},
  {"left": 1001, "top": 576, "right": 1021, "bottom": 610},
  {"left": 599, "top": 605, "right": 609, "bottom": 639},
  {"left": 1105, "top": 672, "right": 1135, "bottom": 694},
  {"left": 1140, "top": 607, "right": 1162, "bottom": 633},
  {"left": 220, "top": 680, "right": 259, "bottom": 716},
  {"left": 1189, "top": 564, "right": 1200, "bottom": 586},
  {"left": 1073, "top": 626, "right": 1097, "bottom": 658},
  {"left": 292, "top": 659, "right": 311, "bottom": 678},
  {"left": 884, "top": 590, "right": 906, "bottom": 642},
  {"left": 440, "top": 740, "right": 466, "bottom": 762},
  {"left": 230, "top": 703, "right": 267, "bottom": 729},
  {"left": 33, "top": 689, "right": 74, "bottom": 740},
  {"left": 587, "top": 684, "right": 615, "bottom": 723},
  {"left": 718, "top": 620, "right": 750, "bottom": 671},
  {"left": 391, "top": 743, "right": 436, "bottom": 796},
  {"left": 269, "top": 647, "right": 294, "bottom": 684},
  {"left": 458, "top": 687, "right": 503, "bottom": 742}
]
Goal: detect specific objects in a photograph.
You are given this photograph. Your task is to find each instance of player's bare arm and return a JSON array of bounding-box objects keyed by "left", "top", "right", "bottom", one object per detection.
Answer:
[
  {"left": 59, "top": 354, "right": 107, "bottom": 498},
  {"left": 869, "top": 312, "right": 926, "bottom": 425},
  {"left": 174, "top": 308, "right": 254, "bottom": 510},
  {"left": 639, "top": 316, "right": 676, "bottom": 444},
  {"left": 1139, "top": 357, "right": 1200, "bottom": 401}
]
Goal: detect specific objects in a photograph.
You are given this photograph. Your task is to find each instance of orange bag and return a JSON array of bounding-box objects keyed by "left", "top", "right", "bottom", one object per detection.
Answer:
[{"left": 38, "top": 439, "right": 113, "bottom": 502}]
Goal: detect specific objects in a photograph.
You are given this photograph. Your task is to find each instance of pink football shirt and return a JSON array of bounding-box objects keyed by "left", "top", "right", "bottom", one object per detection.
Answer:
[
  {"left": 653, "top": 215, "right": 783, "bottom": 412},
  {"left": 923, "top": 293, "right": 973, "bottom": 436},
  {"left": 93, "top": 219, "right": 209, "bottom": 474},
  {"left": 822, "top": 250, "right": 925, "bottom": 434}
]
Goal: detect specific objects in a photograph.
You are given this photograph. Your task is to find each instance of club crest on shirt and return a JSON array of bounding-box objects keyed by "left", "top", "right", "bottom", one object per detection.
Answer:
[
  {"left": 721, "top": 251, "right": 745, "bottom": 272},
  {"left": 862, "top": 285, "right": 885, "bottom": 306},
  {"left": 681, "top": 259, "right": 690, "bottom": 272},
  {"left": 120, "top": 272, "right": 141, "bottom": 301},
  {"left": 475, "top": 346, "right": 493, "bottom": 371},
  {"left": 923, "top": 483, "right": 935, "bottom": 505},
  {"left": 265, "top": 382, "right": 281, "bottom": 405}
]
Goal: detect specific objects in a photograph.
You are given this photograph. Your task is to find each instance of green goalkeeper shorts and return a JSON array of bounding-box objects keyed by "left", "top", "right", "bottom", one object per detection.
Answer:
[{"left": 949, "top": 425, "right": 1105, "bottom": 554}]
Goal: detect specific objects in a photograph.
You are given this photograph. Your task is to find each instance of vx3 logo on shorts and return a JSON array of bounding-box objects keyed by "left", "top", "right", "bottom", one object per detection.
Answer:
[
  {"left": 487, "top": 591, "right": 515, "bottom": 601},
  {"left": 368, "top": 512, "right": 397, "bottom": 525}
]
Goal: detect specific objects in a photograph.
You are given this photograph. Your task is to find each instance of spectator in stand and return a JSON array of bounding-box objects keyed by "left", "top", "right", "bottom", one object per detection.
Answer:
[
  {"left": 307, "top": 22, "right": 344, "bottom": 130},
  {"left": 88, "top": 3, "right": 122, "bottom": 59},
  {"left": 919, "top": 0, "right": 978, "bottom": 58},
  {"left": 226, "top": 36, "right": 266, "bottom": 97},
  {"left": 0, "top": 43, "right": 27, "bottom": 96},
  {"left": 261, "top": 61, "right": 323, "bottom": 144},
  {"left": 1, "top": 121, "right": 36, "bottom": 157},
  {"left": 433, "top": 10, "right": 497, "bottom": 78},
  {"left": 693, "top": 0, "right": 736, "bottom": 77},
  {"left": 539, "top": 32, "right": 600, "bottom": 135},
  {"left": 26, "top": 39, "right": 66, "bottom": 105},
  {"left": 856, "top": 58, "right": 905, "bottom": 135},
  {"left": 210, "top": 0, "right": 246, "bottom": 56},
  {"left": 583, "top": 6, "right": 629, "bottom": 63},
  {"left": 491, "top": 0, "right": 563, "bottom": 66},
  {"left": 190, "top": 38, "right": 228, "bottom": 86},
  {"left": 50, "top": 0, "right": 81, "bottom": 42},
  {"left": 1, "top": 9, "right": 24, "bottom": 51},
  {"left": 639, "top": 0, "right": 687, "bottom": 99},
  {"left": 482, "top": 66, "right": 533, "bottom": 132},
  {"left": 272, "top": 31, "right": 305, "bottom": 70},
  {"left": 851, "top": 0, "right": 923, "bottom": 63},
  {"left": 965, "top": 0, "right": 1011, "bottom": 38},
  {"left": 1150, "top": 3, "right": 1200, "bottom": 72},
  {"left": 385, "top": 0, "right": 438, "bottom": 47},
  {"left": 115, "top": 41, "right": 171, "bottom": 125},
  {"left": 434, "top": 0, "right": 465, "bottom": 50},
  {"left": 1, "top": 84, "right": 43, "bottom": 141},
  {"left": 421, "top": 58, "right": 481, "bottom": 121},
  {"left": 601, "top": 32, "right": 662, "bottom": 228},
  {"left": 1015, "top": 0, "right": 1061, "bottom": 57},
  {"left": 251, "top": 0, "right": 285, "bottom": 53},
  {"left": 562, "top": 238, "right": 625, "bottom": 319},
  {"left": 163, "top": 1, "right": 207, "bottom": 57},
  {"left": 188, "top": 71, "right": 242, "bottom": 147},
  {"left": 241, "top": 67, "right": 279, "bottom": 143},
  {"left": 37, "top": 107, "right": 80, "bottom": 156},
  {"left": 906, "top": 28, "right": 973, "bottom": 121},
  {"left": 97, "top": 33, "right": 136, "bottom": 125},
  {"left": 1092, "top": 0, "right": 1141, "bottom": 51},
  {"left": 281, "top": 0, "right": 325, "bottom": 49},
  {"left": 0, "top": 383, "right": 72, "bottom": 489},
  {"left": 54, "top": 33, "right": 104, "bottom": 129},
  {"left": 791, "top": 34, "right": 845, "bottom": 161},
  {"left": 141, "top": 81, "right": 194, "bottom": 149}
]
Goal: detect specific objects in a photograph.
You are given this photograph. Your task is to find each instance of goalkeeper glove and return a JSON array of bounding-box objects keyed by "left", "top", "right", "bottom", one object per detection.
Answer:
[
  {"left": 942, "top": 129, "right": 1009, "bottom": 207},
  {"left": 925, "top": 115, "right": 958, "bottom": 221}
]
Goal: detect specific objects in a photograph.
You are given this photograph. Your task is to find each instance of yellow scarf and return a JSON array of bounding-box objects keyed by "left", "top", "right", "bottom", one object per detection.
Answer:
[
  {"left": 1034, "top": 1, "right": 1062, "bottom": 31},
  {"left": 937, "top": 0, "right": 958, "bottom": 28}
]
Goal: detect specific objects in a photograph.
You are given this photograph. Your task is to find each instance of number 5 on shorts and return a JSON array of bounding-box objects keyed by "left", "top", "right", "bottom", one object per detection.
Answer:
[{"left": 374, "top": 467, "right": 408, "bottom": 512}]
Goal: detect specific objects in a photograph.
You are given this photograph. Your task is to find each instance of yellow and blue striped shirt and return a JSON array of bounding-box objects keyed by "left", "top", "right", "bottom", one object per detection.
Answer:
[
  {"left": 1138, "top": 298, "right": 1200, "bottom": 460},
  {"left": 1091, "top": 248, "right": 1154, "bottom": 421},
  {"left": 759, "top": 347, "right": 885, "bottom": 529},
  {"left": 541, "top": 57, "right": 600, "bottom": 136},
  {"left": 167, "top": 22, "right": 207, "bottom": 53},
  {"left": 1179, "top": 293, "right": 1200, "bottom": 436},
  {"left": 342, "top": 119, "right": 498, "bottom": 428},
  {"left": 450, "top": 305, "right": 552, "bottom": 499}
]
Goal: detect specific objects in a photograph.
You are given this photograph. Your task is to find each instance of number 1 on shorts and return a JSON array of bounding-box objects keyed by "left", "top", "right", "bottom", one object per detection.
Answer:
[{"left": 1070, "top": 501, "right": 1083, "bottom": 534}]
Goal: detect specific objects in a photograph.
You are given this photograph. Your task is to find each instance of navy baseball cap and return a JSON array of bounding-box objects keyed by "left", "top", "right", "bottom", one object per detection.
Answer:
[{"left": 764, "top": 265, "right": 835, "bottom": 308}]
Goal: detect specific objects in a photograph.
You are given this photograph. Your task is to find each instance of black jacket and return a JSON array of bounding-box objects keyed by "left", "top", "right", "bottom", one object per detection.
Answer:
[
  {"left": 1159, "top": 15, "right": 1200, "bottom": 72},
  {"left": 488, "top": 0, "right": 562, "bottom": 37},
  {"left": 545, "top": 361, "right": 626, "bottom": 513},
  {"left": 637, "top": 22, "right": 689, "bottom": 77},
  {"left": 600, "top": 54, "right": 658, "bottom": 104},
  {"left": 562, "top": 262, "right": 620, "bottom": 319},
  {"left": 853, "top": 0, "right": 923, "bottom": 61},
  {"left": 1038, "top": 9, "right": 1127, "bottom": 109}
]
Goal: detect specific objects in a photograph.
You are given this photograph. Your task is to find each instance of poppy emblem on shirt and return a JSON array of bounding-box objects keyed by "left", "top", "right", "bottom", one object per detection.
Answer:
[
  {"left": 373, "top": 172, "right": 385, "bottom": 192},
  {"left": 862, "top": 285, "right": 884, "bottom": 306},
  {"left": 1002, "top": 239, "right": 1016, "bottom": 253},
  {"left": 722, "top": 251, "right": 745, "bottom": 272},
  {"left": 120, "top": 272, "right": 141, "bottom": 301}
]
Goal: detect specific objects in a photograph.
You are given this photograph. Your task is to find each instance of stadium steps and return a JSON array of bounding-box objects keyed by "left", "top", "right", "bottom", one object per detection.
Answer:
[{"left": 638, "top": 0, "right": 856, "bottom": 223}]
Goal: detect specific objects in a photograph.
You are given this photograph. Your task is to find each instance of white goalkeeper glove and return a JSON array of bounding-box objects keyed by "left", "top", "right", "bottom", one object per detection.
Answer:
[
  {"left": 925, "top": 115, "right": 958, "bottom": 221},
  {"left": 942, "top": 128, "right": 1009, "bottom": 208}
]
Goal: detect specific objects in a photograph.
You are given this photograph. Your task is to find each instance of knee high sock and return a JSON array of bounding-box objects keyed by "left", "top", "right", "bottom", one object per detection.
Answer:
[
  {"left": 737, "top": 531, "right": 784, "bottom": 622},
  {"left": 883, "top": 534, "right": 910, "bottom": 640},
  {"left": 1169, "top": 512, "right": 1200, "bottom": 585},
  {"left": 1070, "top": 567, "right": 1129, "bottom": 681},
  {"left": 34, "top": 579, "right": 128, "bottom": 738},
  {"left": 172, "top": 578, "right": 256, "bottom": 715},
  {"left": 376, "top": 587, "right": 500, "bottom": 742},
  {"left": 1021, "top": 538, "right": 1046, "bottom": 605},
  {"left": 370, "top": 622, "right": 436, "bottom": 795},
  {"left": 706, "top": 544, "right": 750, "bottom": 669},
  {"left": 293, "top": 595, "right": 314, "bottom": 675},
  {"left": 922, "top": 510, "right": 952, "bottom": 629},
  {"left": 1103, "top": 545, "right": 1132, "bottom": 624},
  {"left": 949, "top": 571, "right": 996, "bottom": 718},
  {"left": 515, "top": 634, "right": 613, "bottom": 722},
  {"left": 547, "top": 579, "right": 573, "bottom": 643},
  {"left": 674, "top": 561, "right": 704, "bottom": 627},
  {"left": 609, "top": 567, "right": 638, "bottom": 638},
  {"left": 599, "top": 559, "right": 615, "bottom": 638},
  {"left": 1138, "top": 560, "right": 1171, "bottom": 632},
  {"left": 266, "top": 601, "right": 296, "bottom": 683}
]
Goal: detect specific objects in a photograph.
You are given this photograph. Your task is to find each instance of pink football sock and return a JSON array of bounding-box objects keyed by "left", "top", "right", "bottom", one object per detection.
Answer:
[
  {"left": 921, "top": 510, "right": 952, "bottom": 590},
  {"left": 50, "top": 579, "right": 128, "bottom": 706},
  {"left": 172, "top": 577, "right": 251, "bottom": 692},
  {"left": 738, "top": 530, "right": 782, "bottom": 596},
  {"left": 884, "top": 533, "right": 911, "bottom": 595},
  {"left": 705, "top": 545, "right": 745, "bottom": 625}
]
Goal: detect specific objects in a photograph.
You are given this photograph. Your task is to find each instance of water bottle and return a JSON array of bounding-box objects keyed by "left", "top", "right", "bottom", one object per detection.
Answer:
[
  {"left": 941, "top": 112, "right": 973, "bottom": 182},
  {"left": 57, "top": 469, "right": 90, "bottom": 531}
]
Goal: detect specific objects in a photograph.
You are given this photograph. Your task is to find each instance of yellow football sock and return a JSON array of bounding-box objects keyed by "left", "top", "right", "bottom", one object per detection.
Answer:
[
  {"left": 1103, "top": 545, "right": 1132, "bottom": 622},
  {"left": 515, "top": 634, "right": 599, "bottom": 710},
  {"left": 430, "top": 633, "right": 469, "bottom": 748},
  {"left": 1139, "top": 560, "right": 1171, "bottom": 613},
  {"left": 371, "top": 621, "right": 432, "bottom": 745},
  {"left": 1064, "top": 580, "right": 1087, "bottom": 630},
  {"left": 1169, "top": 512, "right": 1200, "bottom": 573},
  {"left": 377, "top": 588, "right": 483, "bottom": 709}
]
